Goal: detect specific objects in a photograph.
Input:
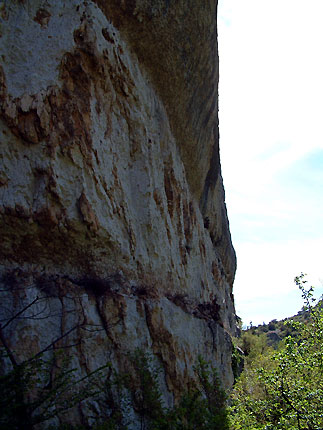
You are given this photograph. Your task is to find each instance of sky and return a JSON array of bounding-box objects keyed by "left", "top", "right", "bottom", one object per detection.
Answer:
[{"left": 217, "top": 0, "right": 323, "bottom": 326}]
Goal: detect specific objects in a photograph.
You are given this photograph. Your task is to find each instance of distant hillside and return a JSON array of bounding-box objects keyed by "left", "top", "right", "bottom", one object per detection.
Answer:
[{"left": 244, "top": 299, "right": 323, "bottom": 347}]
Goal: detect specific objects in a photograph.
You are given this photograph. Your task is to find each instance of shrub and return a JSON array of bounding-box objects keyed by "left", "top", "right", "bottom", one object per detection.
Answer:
[{"left": 229, "top": 274, "right": 323, "bottom": 430}]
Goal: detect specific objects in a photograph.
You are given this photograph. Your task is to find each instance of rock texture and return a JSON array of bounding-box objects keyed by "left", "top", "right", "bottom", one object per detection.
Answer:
[{"left": 0, "top": 0, "right": 236, "bottom": 426}]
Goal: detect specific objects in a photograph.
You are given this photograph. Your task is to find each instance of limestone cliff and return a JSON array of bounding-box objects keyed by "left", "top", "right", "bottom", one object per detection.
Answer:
[{"left": 0, "top": 0, "right": 236, "bottom": 426}]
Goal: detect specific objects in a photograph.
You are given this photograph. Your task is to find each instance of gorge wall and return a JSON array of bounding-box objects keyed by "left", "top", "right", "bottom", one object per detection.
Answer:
[{"left": 0, "top": 0, "right": 237, "bottom": 427}]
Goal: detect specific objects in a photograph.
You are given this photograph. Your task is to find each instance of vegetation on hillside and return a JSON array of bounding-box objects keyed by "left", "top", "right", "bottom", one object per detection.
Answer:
[
  {"left": 230, "top": 274, "right": 323, "bottom": 430},
  {"left": 246, "top": 295, "right": 323, "bottom": 343}
]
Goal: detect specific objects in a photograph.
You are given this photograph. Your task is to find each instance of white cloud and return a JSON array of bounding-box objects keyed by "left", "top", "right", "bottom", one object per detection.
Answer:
[
  {"left": 218, "top": 0, "right": 323, "bottom": 162},
  {"left": 217, "top": 0, "right": 323, "bottom": 324},
  {"left": 233, "top": 238, "right": 323, "bottom": 324}
]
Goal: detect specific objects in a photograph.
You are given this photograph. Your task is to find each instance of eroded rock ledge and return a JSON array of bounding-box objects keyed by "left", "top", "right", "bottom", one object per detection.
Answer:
[{"left": 0, "top": 0, "right": 236, "bottom": 426}]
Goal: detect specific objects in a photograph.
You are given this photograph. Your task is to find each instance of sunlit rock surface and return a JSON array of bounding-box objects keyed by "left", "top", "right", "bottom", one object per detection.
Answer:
[{"left": 0, "top": 0, "right": 236, "bottom": 426}]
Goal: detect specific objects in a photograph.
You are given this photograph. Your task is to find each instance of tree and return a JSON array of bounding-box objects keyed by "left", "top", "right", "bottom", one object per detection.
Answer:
[{"left": 229, "top": 274, "right": 323, "bottom": 430}]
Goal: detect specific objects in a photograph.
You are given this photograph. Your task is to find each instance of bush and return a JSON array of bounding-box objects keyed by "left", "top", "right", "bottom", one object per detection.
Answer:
[
  {"left": 229, "top": 274, "right": 323, "bottom": 430},
  {"left": 152, "top": 356, "right": 230, "bottom": 430}
]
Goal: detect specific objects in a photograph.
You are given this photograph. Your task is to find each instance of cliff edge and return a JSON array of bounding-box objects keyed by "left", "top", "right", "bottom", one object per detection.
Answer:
[{"left": 0, "top": 0, "right": 236, "bottom": 426}]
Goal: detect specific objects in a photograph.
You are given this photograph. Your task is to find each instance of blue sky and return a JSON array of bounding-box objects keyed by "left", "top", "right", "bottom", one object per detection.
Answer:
[{"left": 217, "top": 0, "right": 323, "bottom": 325}]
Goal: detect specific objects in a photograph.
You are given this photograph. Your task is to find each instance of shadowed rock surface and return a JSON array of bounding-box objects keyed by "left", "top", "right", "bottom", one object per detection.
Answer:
[{"left": 0, "top": 0, "right": 236, "bottom": 427}]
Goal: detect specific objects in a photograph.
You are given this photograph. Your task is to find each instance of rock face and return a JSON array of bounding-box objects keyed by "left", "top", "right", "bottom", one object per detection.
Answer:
[{"left": 0, "top": 0, "right": 236, "bottom": 426}]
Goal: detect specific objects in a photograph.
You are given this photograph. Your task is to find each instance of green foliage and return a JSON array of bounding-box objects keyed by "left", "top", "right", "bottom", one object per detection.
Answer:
[
  {"left": 246, "top": 289, "right": 323, "bottom": 343},
  {"left": 128, "top": 349, "right": 164, "bottom": 429},
  {"left": 239, "top": 331, "right": 271, "bottom": 363},
  {"left": 0, "top": 342, "right": 232, "bottom": 430},
  {"left": 3, "top": 274, "right": 322, "bottom": 430},
  {"left": 231, "top": 345, "right": 244, "bottom": 382},
  {"left": 229, "top": 274, "right": 323, "bottom": 430},
  {"left": 91, "top": 350, "right": 231, "bottom": 430},
  {"left": 83, "top": 363, "right": 131, "bottom": 430},
  {"left": 151, "top": 356, "right": 230, "bottom": 430},
  {"left": 268, "top": 321, "right": 276, "bottom": 331},
  {"left": 192, "top": 357, "right": 230, "bottom": 430}
]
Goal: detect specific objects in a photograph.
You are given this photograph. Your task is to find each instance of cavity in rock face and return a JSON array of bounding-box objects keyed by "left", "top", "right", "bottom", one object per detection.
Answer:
[{"left": 0, "top": 0, "right": 236, "bottom": 427}]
